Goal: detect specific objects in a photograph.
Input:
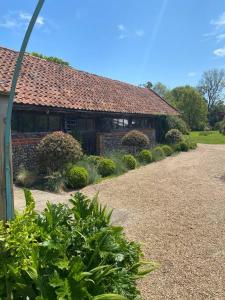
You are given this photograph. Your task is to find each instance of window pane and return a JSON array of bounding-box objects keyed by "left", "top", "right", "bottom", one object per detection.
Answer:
[
  {"left": 36, "top": 114, "right": 48, "bottom": 132},
  {"left": 113, "top": 118, "right": 129, "bottom": 129},
  {"left": 49, "top": 115, "right": 61, "bottom": 131},
  {"left": 21, "top": 112, "right": 35, "bottom": 132},
  {"left": 11, "top": 112, "right": 18, "bottom": 133}
]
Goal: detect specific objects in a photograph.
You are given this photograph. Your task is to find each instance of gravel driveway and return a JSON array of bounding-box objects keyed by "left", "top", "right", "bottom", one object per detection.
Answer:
[{"left": 14, "top": 144, "right": 225, "bottom": 299}]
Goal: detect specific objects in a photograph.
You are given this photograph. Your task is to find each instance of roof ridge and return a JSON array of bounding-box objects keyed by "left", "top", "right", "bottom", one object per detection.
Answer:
[
  {"left": 0, "top": 45, "right": 145, "bottom": 91},
  {"left": 0, "top": 45, "right": 179, "bottom": 116},
  {"left": 149, "top": 88, "right": 180, "bottom": 114}
]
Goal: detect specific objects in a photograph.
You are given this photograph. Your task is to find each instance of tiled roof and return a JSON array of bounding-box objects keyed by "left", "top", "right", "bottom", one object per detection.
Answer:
[{"left": 0, "top": 46, "right": 179, "bottom": 116}]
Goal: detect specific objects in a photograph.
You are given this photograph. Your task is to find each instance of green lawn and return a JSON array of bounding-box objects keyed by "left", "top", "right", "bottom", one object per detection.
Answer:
[{"left": 187, "top": 131, "right": 225, "bottom": 144}]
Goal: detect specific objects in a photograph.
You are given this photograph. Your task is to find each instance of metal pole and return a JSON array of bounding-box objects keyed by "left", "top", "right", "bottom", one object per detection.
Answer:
[{"left": 3, "top": 0, "right": 45, "bottom": 221}]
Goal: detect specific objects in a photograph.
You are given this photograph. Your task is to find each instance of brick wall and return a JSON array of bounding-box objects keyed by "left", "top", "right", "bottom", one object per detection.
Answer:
[
  {"left": 97, "top": 128, "right": 156, "bottom": 155},
  {"left": 12, "top": 133, "right": 47, "bottom": 175}
]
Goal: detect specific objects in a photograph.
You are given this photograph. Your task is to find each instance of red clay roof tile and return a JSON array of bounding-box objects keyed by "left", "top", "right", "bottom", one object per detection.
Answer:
[{"left": 0, "top": 46, "right": 179, "bottom": 116}]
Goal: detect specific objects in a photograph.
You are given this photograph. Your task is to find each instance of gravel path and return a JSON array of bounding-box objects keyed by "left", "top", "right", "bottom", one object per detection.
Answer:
[{"left": 14, "top": 144, "right": 225, "bottom": 299}]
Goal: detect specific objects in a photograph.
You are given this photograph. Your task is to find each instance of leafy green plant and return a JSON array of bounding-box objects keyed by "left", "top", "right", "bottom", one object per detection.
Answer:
[
  {"left": 31, "top": 52, "right": 70, "bottom": 66},
  {"left": 165, "top": 129, "right": 183, "bottom": 144},
  {"left": 76, "top": 160, "right": 102, "bottom": 184},
  {"left": 176, "top": 141, "right": 189, "bottom": 152},
  {"left": 37, "top": 131, "right": 83, "bottom": 174},
  {"left": 44, "top": 171, "right": 66, "bottom": 192},
  {"left": 66, "top": 166, "right": 89, "bottom": 188},
  {"left": 106, "top": 152, "right": 127, "bottom": 175},
  {"left": 122, "top": 154, "right": 137, "bottom": 170},
  {"left": 97, "top": 158, "right": 116, "bottom": 177},
  {"left": 15, "top": 167, "right": 38, "bottom": 188},
  {"left": 165, "top": 116, "right": 189, "bottom": 135},
  {"left": 152, "top": 147, "right": 165, "bottom": 161},
  {"left": 138, "top": 150, "right": 153, "bottom": 164},
  {"left": 0, "top": 191, "right": 157, "bottom": 299},
  {"left": 161, "top": 145, "right": 173, "bottom": 156},
  {"left": 86, "top": 155, "right": 103, "bottom": 166},
  {"left": 188, "top": 141, "right": 197, "bottom": 149}
]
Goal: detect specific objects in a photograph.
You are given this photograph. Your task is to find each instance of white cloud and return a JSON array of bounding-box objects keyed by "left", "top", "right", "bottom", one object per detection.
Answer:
[
  {"left": 135, "top": 29, "right": 145, "bottom": 37},
  {"left": 204, "top": 11, "right": 225, "bottom": 42},
  {"left": 188, "top": 72, "right": 197, "bottom": 77},
  {"left": 216, "top": 33, "right": 225, "bottom": 42},
  {"left": 117, "top": 24, "right": 128, "bottom": 39},
  {"left": 0, "top": 11, "right": 45, "bottom": 30},
  {"left": 19, "top": 12, "right": 44, "bottom": 26},
  {"left": 117, "top": 24, "right": 145, "bottom": 40},
  {"left": 211, "top": 12, "right": 225, "bottom": 29},
  {"left": 213, "top": 47, "right": 225, "bottom": 57},
  {"left": 117, "top": 24, "right": 125, "bottom": 32}
]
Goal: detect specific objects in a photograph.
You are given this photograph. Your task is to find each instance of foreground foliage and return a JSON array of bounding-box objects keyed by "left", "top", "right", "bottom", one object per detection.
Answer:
[{"left": 0, "top": 191, "right": 157, "bottom": 299}]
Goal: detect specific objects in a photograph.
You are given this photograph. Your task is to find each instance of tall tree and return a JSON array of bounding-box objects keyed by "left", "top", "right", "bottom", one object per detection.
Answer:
[
  {"left": 198, "top": 69, "right": 225, "bottom": 111},
  {"left": 152, "top": 82, "right": 169, "bottom": 98},
  {"left": 169, "top": 86, "right": 208, "bottom": 130}
]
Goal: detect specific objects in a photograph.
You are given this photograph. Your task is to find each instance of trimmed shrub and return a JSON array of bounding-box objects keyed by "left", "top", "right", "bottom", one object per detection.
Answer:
[
  {"left": 86, "top": 155, "right": 103, "bottom": 166},
  {"left": 138, "top": 149, "right": 153, "bottom": 164},
  {"left": 176, "top": 141, "right": 189, "bottom": 152},
  {"left": 107, "top": 152, "right": 127, "bottom": 175},
  {"left": 66, "top": 166, "right": 88, "bottom": 189},
  {"left": 161, "top": 145, "right": 173, "bottom": 156},
  {"left": 165, "top": 129, "right": 183, "bottom": 144},
  {"left": 121, "top": 130, "right": 150, "bottom": 151},
  {"left": 76, "top": 160, "right": 101, "bottom": 184},
  {"left": 0, "top": 191, "right": 157, "bottom": 299},
  {"left": 152, "top": 146, "right": 165, "bottom": 161},
  {"left": 97, "top": 158, "right": 116, "bottom": 177},
  {"left": 37, "top": 131, "right": 83, "bottom": 173},
  {"left": 122, "top": 154, "right": 137, "bottom": 169},
  {"left": 16, "top": 167, "right": 37, "bottom": 188},
  {"left": 44, "top": 171, "right": 65, "bottom": 193},
  {"left": 189, "top": 141, "right": 197, "bottom": 149}
]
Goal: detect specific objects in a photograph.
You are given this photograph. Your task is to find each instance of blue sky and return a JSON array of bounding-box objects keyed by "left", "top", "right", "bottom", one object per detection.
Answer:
[{"left": 1, "top": 0, "right": 225, "bottom": 88}]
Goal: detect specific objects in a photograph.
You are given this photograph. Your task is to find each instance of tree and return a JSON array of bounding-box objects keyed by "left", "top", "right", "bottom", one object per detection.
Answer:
[
  {"left": 168, "top": 86, "right": 208, "bottom": 130},
  {"left": 152, "top": 82, "right": 169, "bottom": 98},
  {"left": 140, "top": 81, "right": 153, "bottom": 89},
  {"left": 30, "top": 52, "right": 70, "bottom": 66},
  {"left": 208, "top": 100, "right": 225, "bottom": 126},
  {"left": 198, "top": 69, "right": 225, "bottom": 111}
]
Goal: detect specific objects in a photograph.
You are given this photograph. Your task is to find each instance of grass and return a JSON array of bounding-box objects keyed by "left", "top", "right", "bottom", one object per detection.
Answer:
[{"left": 187, "top": 131, "right": 225, "bottom": 144}]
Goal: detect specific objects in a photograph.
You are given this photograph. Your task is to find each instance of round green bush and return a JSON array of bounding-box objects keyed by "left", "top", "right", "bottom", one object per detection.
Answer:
[
  {"left": 122, "top": 154, "right": 137, "bottom": 169},
  {"left": 138, "top": 149, "right": 153, "bottom": 164},
  {"left": 189, "top": 141, "right": 197, "bottom": 149},
  {"left": 177, "top": 141, "right": 189, "bottom": 152},
  {"left": 152, "top": 146, "right": 165, "bottom": 161},
  {"left": 66, "top": 166, "right": 88, "bottom": 189},
  {"left": 161, "top": 145, "right": 173, "bottom": 156},
  {"left": 121, "top": 130, "right": 150, "bottom": 149},
  {"left": 86, "top": 155, "right": 103, "bottom": 165},
  {"left": 37, "top": 131, "right": 83, "bottom": 173},
  {"left": 97, "top": 158, "right": 116, "bottom": 177},
  {"left": 165, "top": 129, "right": 183, "bottom": 144}
]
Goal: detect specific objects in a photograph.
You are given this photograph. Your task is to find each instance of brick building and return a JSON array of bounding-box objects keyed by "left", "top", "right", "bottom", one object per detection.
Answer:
[{"left": 0, "top": 46, "right": 179, "bottom": 174}]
